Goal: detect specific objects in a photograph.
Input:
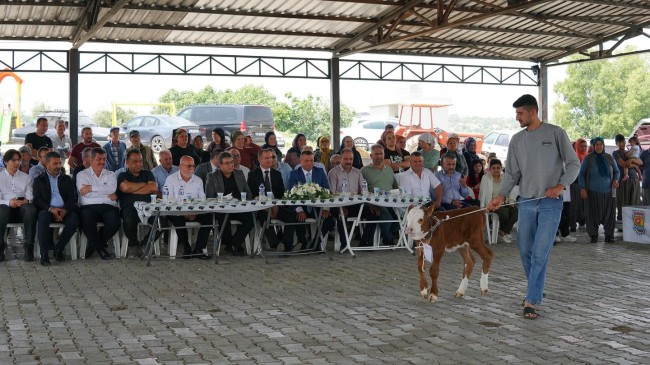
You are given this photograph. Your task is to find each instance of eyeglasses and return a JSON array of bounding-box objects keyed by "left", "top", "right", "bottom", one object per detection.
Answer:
[
  {"left": 271, "top": 156, "right": 277, "bottom": 159},
  {"left": 10, "top": 158, "right": 20, "bottom": 162},
  {"left": 181, "top": 164, "right": 196, "bottom": 168},
  {"left": 231, "top": 154, "right": 241, "bottom": 158}
]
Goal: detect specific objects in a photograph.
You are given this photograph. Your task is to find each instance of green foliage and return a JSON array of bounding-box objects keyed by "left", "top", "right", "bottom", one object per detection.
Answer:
[
  {"left": 158, "top": 84, "right": 355, "bottom": 141},
  {"left": 30, "top": 102, "right": 50, "bottom": 120},
  {"left": 93, "top": 107, "right": 137, "bottom": 128},
  {"left": 553, "top": 49, "right": 650, "bottom": 139},
  {"left": 448, "top": 114, "right": 515, "bottom": 134}
]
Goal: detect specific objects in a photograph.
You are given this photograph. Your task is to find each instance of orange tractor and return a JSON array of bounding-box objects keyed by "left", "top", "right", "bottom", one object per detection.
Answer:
[{"left": 394, "top": 103, "right": 484, "bottom": 152}]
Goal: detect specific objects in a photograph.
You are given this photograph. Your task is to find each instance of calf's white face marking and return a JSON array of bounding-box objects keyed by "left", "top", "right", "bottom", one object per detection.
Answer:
[{"left": 406, "top": 208, "right": 426, "bottom": 240}]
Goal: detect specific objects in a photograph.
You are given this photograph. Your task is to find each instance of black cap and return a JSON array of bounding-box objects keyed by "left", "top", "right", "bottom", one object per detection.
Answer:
[
  {"left": 615, "top": 134, "right": 626, "bottom": 142},
  {"left": 129, "top": 130, "right": 140, "bottom": 138}
]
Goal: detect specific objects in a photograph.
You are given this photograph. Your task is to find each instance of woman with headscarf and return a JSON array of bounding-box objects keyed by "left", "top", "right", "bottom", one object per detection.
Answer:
[
  {"left": 463, "top": 137, "right": 480, "bottom": 171},
  {"left": 314, "top": 135, "right": 332, "bottom": 171},
  {"left": 578, "top": 137, "right": 620, "bottom": 243},
  {"left": 193, "top": 135, "right": 211, "bottom": 164},
  {"left": 284, "top": 133, "right": 306, "bottom": 169},
  {"left": 569, "top": 138, "right": 589, "bottom": 231},
  {"left": 262, "top": 131, "right": 283, "bottom": 161},
  {"left": 338, "top": 135, "right": 363, "bottom": 170},
  {"left": 227, "top": 130, "right": 256, "bottom": 169},
  {"left": 417, "top": 133, "right": 440, "bottom": 172}
]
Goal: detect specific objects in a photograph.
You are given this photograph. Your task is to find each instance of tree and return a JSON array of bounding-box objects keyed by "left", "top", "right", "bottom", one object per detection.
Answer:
[
  {"left": 93, "top": 107, "right": 136, "bottom": 127},
  {"left": 31, "top": 102, "right": 50, "bottom": 120},
  {"left": 553, "top": 49, "right": 650, "bottom": 139},
  {"left": 282, "top": 93, "right": 355, "bottom": 141}
]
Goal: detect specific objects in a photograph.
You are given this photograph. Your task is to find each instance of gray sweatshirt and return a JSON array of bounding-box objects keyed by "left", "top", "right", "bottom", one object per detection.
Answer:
[{"left": 499, "top": 122, "right": 580, "bottom": 199}]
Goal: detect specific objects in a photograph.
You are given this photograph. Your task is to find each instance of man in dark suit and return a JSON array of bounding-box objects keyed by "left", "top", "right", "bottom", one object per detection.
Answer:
[
  {"left": 248, "top": 148, "right": 297, "bottom": 252},
  {"left": 194, "top": 149, "right": 220, "bottom": 188},
  {"left": 32, "top": 151, "right": 79, "bottom": 266},
  {"left": 288, "top": 150, "right": 334, "bottom": 248},
  {"left": 205, "top": 151, "right": 253, "bottom": 256}
]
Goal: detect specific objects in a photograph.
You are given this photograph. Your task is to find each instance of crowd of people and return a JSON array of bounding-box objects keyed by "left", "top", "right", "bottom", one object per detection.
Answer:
[{"left": 0, "top": 111, "right": 645, "bottom": 268}]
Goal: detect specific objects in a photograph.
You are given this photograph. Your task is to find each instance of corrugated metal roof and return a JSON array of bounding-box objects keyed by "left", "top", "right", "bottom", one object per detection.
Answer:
[{"left": 0, "top": 0, "right": 648, "bottom": 62}]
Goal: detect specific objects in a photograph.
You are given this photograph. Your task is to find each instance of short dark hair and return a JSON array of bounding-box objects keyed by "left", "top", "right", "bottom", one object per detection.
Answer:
[
  {"left": 629, "top": 136, "right": 640, "bottom": 144},
  {"left": 126, "top": 149, "right": 141, "bottom": 161},
  {"left": 45, "top": 151, "right": 61, "bottom": 162},
  {"left": 300, "top": 150, "right": 314, "bottom": 157},
  {"left": 38, "top": 146, "right": 50, "bottom": 157},
  {"left": 512, "top": 94, "right": 538, "bottom": 111},
  {"left": 411, "top": 151, "right": 423, "bottom": 158},
  {"left": 489, "top": 158, "right": 503, "bottom": 167},
  {"left": 2, "top": 149, "right": 19, "bottom": 163},
  {"left": 210, "top": 148, "right": 221, "bottom": 160},
  {"left": 90, "top": 147, "right": 106, "bottom": 158},
  {"left": 81, "top": 126, "right": 92, "bottom": 135},
  {"left": 218, "top": 151, "right": 233, "bottom": 165},
  {"left": 442, "top": 152, "right": 457, "bottom": 161},
  {"left": 257, "top": 148, "right": 272, "bottom": 159},
  {"left": 36, "top": 117, "right": 48, "bottom": 126},
  {"left": 615, "top": 134, "right": 626, "bottom": 142}
]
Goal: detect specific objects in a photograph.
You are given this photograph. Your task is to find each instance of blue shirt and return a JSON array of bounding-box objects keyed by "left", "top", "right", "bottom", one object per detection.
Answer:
[
  {"left": 640, "top": 149, "right": 650, "bottom": 189},
  {"left": 578, "top": 153, "right": 620, "bottom": 193},
  {"left": 29, "top": 164, "right": 46, "bottom": 181},
  {"left": 152, "top": 165, "right": 179, "bottom": 193},
  {"left": 435, "top": 170, "right": 470, "bottom": 204},
  {"left": 277, "top": 162, "right": 292, "bottom": 190},
  {"left": 48, "top": 173, "right": 65, "bottom": 208}
]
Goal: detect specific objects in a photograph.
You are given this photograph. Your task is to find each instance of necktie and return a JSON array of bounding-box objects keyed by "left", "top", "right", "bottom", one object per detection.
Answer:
[
  {"left": 264, "top": 170, "right": 271, "bottom": 191},
  {"left": 306, "top": 172, "right": 312, "bottom": 183}
]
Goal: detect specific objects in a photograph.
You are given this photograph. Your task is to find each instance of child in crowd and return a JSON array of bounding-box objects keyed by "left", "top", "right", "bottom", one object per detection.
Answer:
[{"left": 623, "top": 136, "right": 643, "bottom": 181}]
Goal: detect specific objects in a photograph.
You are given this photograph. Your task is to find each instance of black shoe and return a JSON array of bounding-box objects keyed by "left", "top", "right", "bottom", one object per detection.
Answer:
[
  {"left": 232, "top": 246, "right": 246, "bottom": 257},
  {"left": 590, "top": 236, "right": 598, "bottom": 243},
  {"left": 55, "top": 250, "right": 65, "bottom": 262},
  {"left": 283, "top": 243, "right": 294, "bottom": 252},
  {"left": 98, "top": 248, "right": 113, "bottom": 260},
  {"left": 617, "top": 228, "right": 623, "bottom": 232},
  {"left": 85, "top": 246, "right": 95, "bottom": 259},
  {"left": 0, "top": 254, "right": 5, "bottom": 262},
  {"left": 40, "top": 259, "right": 50, "bottom": 266},
  {"left": 195, "top": 253, "right": 212, "bottom": 260},
  {"left": 358, "top": 241, "right": 371, "bottom": 247},
  {"left": 382, "top": 239, "right": 395, "bottom": 246},
  {"left": 605, "top": 236, "right": 614, "bottom": 243},
  {"left": 570, "top": 227, "right": 576, "bottom": 232}
]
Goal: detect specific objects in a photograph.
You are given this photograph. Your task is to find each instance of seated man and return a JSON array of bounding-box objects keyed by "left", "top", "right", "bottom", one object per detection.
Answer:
[
  {"left": 163, "top": 155, "right": 212, "bottom": 259},
  {"left": 397, "top": 151, "right": 443, "bottom": 210},
  {"left": 434, "top": 153, "right": 474, "bottom": 210},
  {"left": 205, "top": 152, "right": 253, "bottom": 256},
  {"left": 230, "top": 149, "right": 250, "bottom": 180},
  {"left": 248, "top": 148, "right": 297, "bottom": 252},
  {"left": 152, "top": 150, "right": 179, "bottom": 197},
  {"left": 32, "top": 151, "right": 79, "bottom": 265},
  {"left": 361, "top": 144, "right": 399, "bottom": 246},
  {"left": 288, "top": 150, "right": 331, "bottom": 250},
  {"left": 28, "top": 147, "right": 51, "bottom": 181},
  {"left": 72, "top": 147, "right": 93, "bottom": 186},
  {"left": 194, "top": 148, "right": 220, "bottom": 188},
  {"left": 0, "top": 149, "right": 37, "bottom": 262},
  {"left": 117, "top": 150, "right": 164, "bottom": 257},
  {"left": 76, "top": 148, "right": 121, "bottom": 260}
]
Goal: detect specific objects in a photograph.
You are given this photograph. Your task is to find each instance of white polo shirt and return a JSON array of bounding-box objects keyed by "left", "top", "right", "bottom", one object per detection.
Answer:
[
  {"left": 163, "top": 171, "right": 206, "bottom": 200},
  {"left": 0, "top": 169, "right": 33, "bottom": 205},
  {"left": 397, "top": 168, "right": 441, "bottom": 199},
  {"left": 76, "top": 167, "right": 118, "bottom": 206}
]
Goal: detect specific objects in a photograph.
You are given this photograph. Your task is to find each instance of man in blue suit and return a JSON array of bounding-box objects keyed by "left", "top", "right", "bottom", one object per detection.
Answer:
[
  {"left": 288, "top": 150, "right": 334, "bottom": 250},
  {"left": 103, "top": 127, "right": 126, "bottom": 172}
]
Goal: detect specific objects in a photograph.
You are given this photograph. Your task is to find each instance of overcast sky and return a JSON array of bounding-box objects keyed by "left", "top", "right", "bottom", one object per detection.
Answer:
[{"left": 0, "top": 35, "right": 648, "bottom": 123}]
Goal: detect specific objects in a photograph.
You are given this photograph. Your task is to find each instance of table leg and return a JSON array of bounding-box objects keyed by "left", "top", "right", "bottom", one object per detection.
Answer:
[
  {"left": 393, "top": 207, "right": 413, "bottom": 253},
  {"left": 143, "top": 211, "right": 161, "bottom": 267},
  {"left": 213, "top": 213, "right": 226, "bottom": 265}
]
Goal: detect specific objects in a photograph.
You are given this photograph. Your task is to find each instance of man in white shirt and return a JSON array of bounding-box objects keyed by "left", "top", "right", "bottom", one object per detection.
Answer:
[
  {"left": 0, "top": 149, "right": 37, "bottom": 262},
  {"left": 163, "top": 155, "right": 212, "bottom": 259},
  {"left": 397, "top": 151, "right": 443, "bottom": 210},
  {"left": 51, "top": 120, "right": 72, "bottom": 166},
  {"left": 76, "top": 147, "right": 121, "bottom": 260}
]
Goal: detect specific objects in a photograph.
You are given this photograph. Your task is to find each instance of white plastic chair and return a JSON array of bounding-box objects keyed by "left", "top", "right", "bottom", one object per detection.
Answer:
[
  {"left": 34, "top": 223, "right": 79, "bottom": 260},
  {"left": 168, "top": 221, "right": 200, "bottom": 259},
  {"left": 119, "top": 223, "right": 161, "bottom": 257},
  {"left": 486, "top": 212, "right": 500, "bottom": 245},
  {"left": 230, "top": 220, "right": 252, "bottom": 255}
]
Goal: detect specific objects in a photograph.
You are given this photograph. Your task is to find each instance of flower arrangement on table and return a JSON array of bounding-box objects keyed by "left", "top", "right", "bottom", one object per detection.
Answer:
[{"left": 284, "top": 182, "right": 331, "bottom": 200}]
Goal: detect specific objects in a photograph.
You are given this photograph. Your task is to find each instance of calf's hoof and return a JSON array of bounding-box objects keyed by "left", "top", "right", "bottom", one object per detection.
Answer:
[
  {"left": 420, "top": 288, "right": 429, "bottom": 298},
  {"left": 454, "top": 292, "right": 464, "bottom": 298},
  {"left": 480, "top": 289, "right": 489, "bottom": 295},
  {"left": 427, "top": 294, "right": 438, "bottom": 303}
]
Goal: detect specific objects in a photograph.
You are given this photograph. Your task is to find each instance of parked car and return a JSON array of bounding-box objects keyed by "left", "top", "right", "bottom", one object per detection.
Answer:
[
  {"left": 630, "top": 118, "right": 650, "bottom": 150},
  {"left": 11, "top": 111, "right": 113, "bottom": 144},
  {"left": 120, "top": 115, "right": 205, "bottom": 153},
  {"left": 481, "top": 129, "right": 521, "bottom": 162},
  {"left": 339, "top": 119, "right": 397, "bottom": 150},
  {"left": 177, "top": 104, "right": 275, "bottom": 145}
]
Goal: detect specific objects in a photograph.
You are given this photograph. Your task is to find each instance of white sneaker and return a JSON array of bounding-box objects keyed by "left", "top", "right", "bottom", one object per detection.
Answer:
[
  {"left": 554, "top": 236, "right": 561, "bottom": 243},
  {"left": 562, "top": 235, "right": 577, "bottom": 242},
  {"left": 500, "top": 234, "right": 511, "bottom": 243}
]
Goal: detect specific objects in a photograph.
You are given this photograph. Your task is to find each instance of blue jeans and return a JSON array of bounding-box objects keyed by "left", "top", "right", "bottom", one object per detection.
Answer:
[{"left": 516, "top": 197, "right": 562, "bottom": 305}]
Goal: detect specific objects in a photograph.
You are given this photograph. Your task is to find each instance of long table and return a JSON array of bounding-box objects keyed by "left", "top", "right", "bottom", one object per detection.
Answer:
[{"left": 134, "top": 194, "right": 429, "bottom": 265}]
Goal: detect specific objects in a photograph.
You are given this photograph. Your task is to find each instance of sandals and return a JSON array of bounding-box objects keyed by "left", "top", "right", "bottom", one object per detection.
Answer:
[{"left": 523, "top": 306, "right": 539, "bottom": 319}]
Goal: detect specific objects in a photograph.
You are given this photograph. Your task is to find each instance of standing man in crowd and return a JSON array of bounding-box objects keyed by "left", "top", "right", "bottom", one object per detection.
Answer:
[
  {"left": 76, "top": 148, "right": 121, "bottom": 260},
  {"left": 127, "top": 130, "right": 157, "bottom": 171},
  {"left": 25, "top": 117, "right": 53, "bottom": 160},
  {"left": 51, "top": 120, "right": 72, "bottom": 166},
  {"left": 117, "top": 150, "right": 161, "bottom": 257},
  {"left": 28, "top": 147, "right": 51, "bottom": 181},
  {"left": 0, "top": 149, "right": 37, "bottom": 262},
  {"left": 68, "top": 127, "right": 100, "bottom": 170},
  {"left": 103, "top": 126, "right": 126, "bottom": 172},
  {"left": 613, "top": 134, "right": 642, "bottom": 221},
  {"left": 32, "top": 151, "right": 79, "bottom": 265},
  {"left": 488, "top": 94, "right": 579, "bottom": 320}
]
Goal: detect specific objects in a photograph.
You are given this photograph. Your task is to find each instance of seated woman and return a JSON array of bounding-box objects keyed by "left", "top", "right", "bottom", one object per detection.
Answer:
[
  {"left": 479, "top": 159, "right": 518, "bottom": 243},
  {"left": 314, "top": 136, "right": 332, "bottom": 172},
  {"left": 284, "top": 133, "right": 306, "bottom": 169},
  {"left": 466, "top": 159, "right": 484, "bottom": 198},
  {"left": 338, "top": 135, "right": 364, "bottom": 170},
  {"left": 193, "top": 135, "right": 210, "bottom": 164},
  {"left": 382, "top": 131, "right": 410, "bottom": 173}
]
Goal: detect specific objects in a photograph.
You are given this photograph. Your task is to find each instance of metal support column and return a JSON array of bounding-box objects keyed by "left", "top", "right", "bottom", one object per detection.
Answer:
[
  {"left": 538, "top": 62, "right": 548, "bottom": 123},
  {"left": 69, "top": 48, "right": 79, "bottom": 145},
  {"left": 330, "top": 57, "right": 341, "bottom": 150}
]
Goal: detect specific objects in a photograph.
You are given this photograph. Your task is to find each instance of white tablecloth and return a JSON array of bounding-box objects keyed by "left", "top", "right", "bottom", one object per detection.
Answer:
[{"left": 622, "top": 206, "right": 650, "bottom": 244}]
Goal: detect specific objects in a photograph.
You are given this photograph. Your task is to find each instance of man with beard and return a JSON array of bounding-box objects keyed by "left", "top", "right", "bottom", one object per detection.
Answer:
[
  {"left": 68, "top": 127, "right": 100, "bottom": 170},
  {"left": 32, "top": 151, "right": 79, "bottom": 265}
]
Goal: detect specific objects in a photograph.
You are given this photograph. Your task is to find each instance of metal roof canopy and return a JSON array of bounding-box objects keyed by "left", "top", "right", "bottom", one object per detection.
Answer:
[{"left": 1, "top": 0, "right": 649, "bottom": 145}]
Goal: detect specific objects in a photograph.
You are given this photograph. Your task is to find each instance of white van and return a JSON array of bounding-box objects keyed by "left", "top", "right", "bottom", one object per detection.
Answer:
[{"left": 481, "top": 129, "right": 522, "bottom": 162}]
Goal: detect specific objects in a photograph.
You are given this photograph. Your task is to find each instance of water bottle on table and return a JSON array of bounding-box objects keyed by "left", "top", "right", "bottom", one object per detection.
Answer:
[
  {"left": 178, "top": 185, "right": 185, "bottom": 203},
  {"left": 361, "top": 179, "right": 368, "bottom": 195},
  {"left": 162, "top": 185, "right": 170, "bottom": 203},
  {"left": 259, "top": 183, "right": 266, "bottom": 201},
  {"left": 341, "top": 178, "right": 349, "bottom": 195}
]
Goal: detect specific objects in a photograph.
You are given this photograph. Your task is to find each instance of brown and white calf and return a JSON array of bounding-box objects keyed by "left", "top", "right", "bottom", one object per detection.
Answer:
[{"left": 405, "top": 205, "right": 494, "bottom": 303}]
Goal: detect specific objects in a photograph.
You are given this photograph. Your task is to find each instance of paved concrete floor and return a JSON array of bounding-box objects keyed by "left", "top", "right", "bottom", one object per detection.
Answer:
[{"left": 1, "top": 230, "right": 649, "bottom": 364}]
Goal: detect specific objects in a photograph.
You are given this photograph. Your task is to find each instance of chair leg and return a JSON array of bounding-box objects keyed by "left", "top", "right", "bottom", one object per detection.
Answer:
[{"left": 169, "top": 229, "right": 178, "bottom": 259}]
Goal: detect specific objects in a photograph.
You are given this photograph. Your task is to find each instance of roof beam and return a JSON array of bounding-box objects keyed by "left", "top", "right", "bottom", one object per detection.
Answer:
[
  {"left": 332, "top": 0, "right": 425, "bottom": 53},
  {"left": 72, "top": 0, "right": 130, "bottom": 49},
  {"left": 567, "top": 0, "right": 650, "bottom": 11},
  {"left": 71, "top": 0, "right": 101, "bottom": 44},
  {"left": 337, "top": 0, "right": 555, "bottom": 56},
  {"left": 457, "top": 25, "right": 591, "bottom": 39}
]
